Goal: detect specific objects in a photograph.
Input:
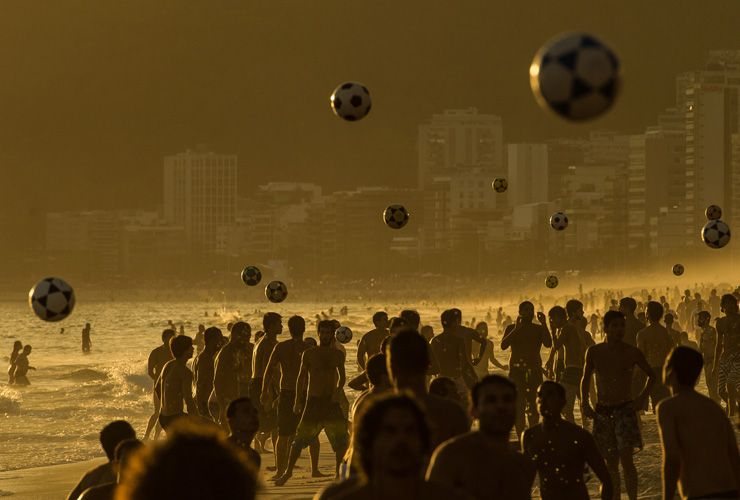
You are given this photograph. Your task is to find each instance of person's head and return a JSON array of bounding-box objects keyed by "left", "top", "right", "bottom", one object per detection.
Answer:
[
  {"left": 603, "top": 311, "right": 625, "bottom": 341},
  {"left": 419, "top": 325, "right": 434, "bottom": 341},
  {"left": 646, "top": 301, "right": 664, "bottom": 323},
  {"left": 697, "top": 310, "right": 711, "bottom": 327},
  {"left": 226, "top": 397, "right": 260, "bottom": 437},
  {"left": 203, "top": 327, "right": 223, "bottom": 350},
  {"left": 388, "top": 317, "right": 408, "bottom": 336},
  {"left": 565, "top": 299, "right": 584, "bottom": 320},
  {"left": 429, "top": 377, "right": 461, "bottom": 403},
  {"left": 387, "top": 330, "right": 429, "bottom": 384},
  {"left": 100, "top": 420, "right": 136, "bottom": 461},
  {"left": 230, "top": 322, "right": 251, "bottom": 348},
  {"left": 12, "top": 340, "right": 22, "bottom": 352},
  {"left": 711, "top": 288, "right": 717, "bottom": 296},
  {"left": 536, "top": 381, "right": 566, "bottom": 420},
  {"left": 518, "top": 301, "right": 535, "bottom": 321},
  {"left": 366, "top": 353, "right": 390, "bottom": 389},
  {"left": 694, "top": 292, "right": 701, "bottom": 300},
  {"left": 22, "top": 345, "right": 32, "bottom": 355},
  {"left": 317, "top": 320, "right": 335, "bottom": 346},
  {"left": 471, "top": 375, "right": 517, "bottom": 437},
  {"left": 263, "top": 312, "right": 282, "bottom": 336},
  {"left": 547, "top": 306, "right": 567, "bottom": 329},
  {"left": 304, "top": 337, "right": 317, "bottom": 348},
  {"left": 440, "top": 309, "right": 458, "bottom": 329},
  {"left": 721, "top": 294, "right": 739, "bottom": 315},
  {"left": 353, "top": 394, "right": 430, "bottom": 481},
  {"left": 287, "top": 315, "right": 305, "bottom": 339},
  {"left": 161, "top": 329, "right": 176, "bottom": 345},
  {"left": 665, "top": 313, "right": 674, "bottom": 326},
  {"left": 114, "top": 438, "right": 144, "bottom": 481},
  {"left": 684, "top": 289, "right": 691, "bottom": 298},
  {"left": 198, "top": 324, "right": 205, "bottom": 333},
  {"left": 475, "top": 322, "right": 488, "bottom": 338},
  {"left": 619, "top": 297, "right": 637, "bottom": 316},
  {"left": 169, "top": 335, "right": 193, "bottom": 360},
  {"left": 117, "top": 425, "right": 257, "bottom": 500},
  {"left": 372, "top": 311, "right": 389, "bottom": 329},
  {"left": 399, "top": 310, "right": 421, "bottom": 330},
  {"left": 663, "top": 346, "right": 703, "bottom": 392}
]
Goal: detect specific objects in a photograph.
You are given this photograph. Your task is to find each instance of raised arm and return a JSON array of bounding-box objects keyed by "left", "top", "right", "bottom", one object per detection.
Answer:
[
  {"left": 501, "top": 322, "right": 518, "bottom": 351},
  {"left": 357, "top": 337, "right": 368, "bottom": 370},
  {"left": 545, "top": 329, "right": 566, "bottom": 377},
  {"left": 537, "top": 312, "right": 553, "bottom": 348},
  {"left": 656, "top": 404, "right": 679, "bottom": 500},
  {"left": 336, "top": 351, "right": 346, "bottom": 391},
  {"left": 294, "top": 352, "right": 309, "bottom": 414}
]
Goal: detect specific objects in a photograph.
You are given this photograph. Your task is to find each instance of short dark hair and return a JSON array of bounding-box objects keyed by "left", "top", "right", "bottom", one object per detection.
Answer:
[
  {"left": 429, "top": 377, "right": 457, "bottom": 398},
  {"left": 288, "top": 315, "right": 305, "bottom": 337},
  {"left": 698, "top": 310, "right": 711, "bottom": 321},
  {"left": 114, "top": 438, "right": 144, "bottom": 463},
  {"left": 399, "top": 310, "right": 421, "bottom": 329},
  {"left": 353, "top": 394, "right": 430, "bottom": 480},
  {"left": 619, "top": 297, "right": 637, "bottom": 314},
  {"left": 317, "top": 319, "right": 334, "bottom": 333},
  {"left": 548, "top": 306, "right": 566, "bottom": 320},
  {"left": 231, "top": 322, "right": 251, "bottom": 337},
  {"left": 100, "top": 420, "right": 136, "bottom": 461},
  {"left": 539, "top": 380, "right": 566, "bottom": 400},
  {"left": 388, "top": 330, "right": 429, "bottom": 375},
  {"left": 263, "top": 312, "right": 281, "bottom": 330},
  {"left": 519, "top": 301, "right": 534, "bottom": 311},
  {"left": 226, "top": 397, "right": 257, "bottom": 420},
  {"left": 204, "top": 327, "right": 222, "bottom": 345},
  {"left": 169, "top": 335, "right": 193, "bottom": 358},
  {"left": 646, "top": 301, "right": 664, "bottom": 321},
  {"left": 388, "top": 316, "right": 408, "bottom": 332},
  {"left": 366, "top": 353, "right": 388, "bottom": 386},
  {"left": 471, "top": 375, "right": 517, "bottom": 407},
  {"left": 565, "top": 299, "right": 583, "bottom": 318},
  {"left": 440, "top": 309, "right": 457, "bottom": 327},
  {"left": 665, "top": 346, "right": 703, "bottom": 386},
  {"left": 722, "top": 294, "right": 738, "bottom": 307},
  {"left": 372, "top": 311, "right": 388, "bottom": 326},
  {"left": 603, "top": 310, "right": 625, "bottom": 330},
  {"left": 161, "top": 329, "right": 176, "bottom": 343}
]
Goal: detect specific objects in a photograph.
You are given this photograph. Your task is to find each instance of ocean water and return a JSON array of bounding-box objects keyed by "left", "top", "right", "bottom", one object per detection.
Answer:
[{"left": 0, "top": 299, "right": 515, "bottom": 472}]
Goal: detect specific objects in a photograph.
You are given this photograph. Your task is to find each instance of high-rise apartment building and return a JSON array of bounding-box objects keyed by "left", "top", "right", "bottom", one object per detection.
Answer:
[{"left": 507, "top": 144, "right": 548, "bottom": 207}]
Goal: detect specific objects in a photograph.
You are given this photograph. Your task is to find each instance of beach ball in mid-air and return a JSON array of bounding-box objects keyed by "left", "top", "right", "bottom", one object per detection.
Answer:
[
  {"left": 530, "top": 33, "right": 620, "bottom": 121},
  {"left": 672, "top": 264, "right": 684, "bottom": 276},
  {"left": 330, "top": 82, "right": 371, "bottom": 121},
  {"left": 492, "top": 177, "right": 508, "bottom": 193},
  {"left": 701, "top": 220, "right": 731, "bottom": 249},
  {"left": 384, "top": 204, "right": 410, "bottom": 229},
  {"left": 241, "top": 266, "right": 262, "bottom": 287},
  {"left": 545, "top": 275, "right": 559, "bottom": 289},
  {"left": 705, "top": 205, "right": 722, "bottom": 221},
  {"left": 335, "top": 326, "right": 353, "bottom": 344},
  {"left": 550, "top": 212, "right": 569, "bottom": 231},
  {"left": 265, "top": 280, "right": 288, "bottom": 303},
  {"left": 29, "top": 277, "right": 76, "bottom": 322}
]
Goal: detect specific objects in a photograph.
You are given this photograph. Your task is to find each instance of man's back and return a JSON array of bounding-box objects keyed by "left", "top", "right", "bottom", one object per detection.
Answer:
[
  {"left": 503, "top": 322, "right": 547, "bottom": 366},
  {"left": 637, "top": 324, "right": 674, "bottom": 367},
  {"left": 148, "top": 345, "right": 171, "bottom": 381},
  {"left": 66, "top": 462, "right": 114, "bottom": 500},
  {"left": 589, "top": 342, "right": 640, "bottom": 405},
  {"left": 623, "top": 315, "right": 645, "bottom": 347},
  {"left": 274, "top": 338, "right": 307, "bottom": 390},
  {"left": 430, "top": 332, "right": 466, "bottom": 378},
  {"left": 718, "top": 313, "right": 740, "bottom": 358},
  {"left": 193, "top": 350, "right": 217, "bottom": 402},
  {"left": 253, "top": 335, "right": 278, "bottom": 379},
  {"left": 160, "top": 361, "right": 190, "bottom": 415},
  {"left": 213, "top": 343, "right": 239, "bottom": 398},
  {"left": 358, "top": 329, "right": 387, "bottom": 362}
]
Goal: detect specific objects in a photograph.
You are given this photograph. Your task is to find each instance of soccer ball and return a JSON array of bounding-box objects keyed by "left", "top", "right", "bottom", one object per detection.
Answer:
[
  {"left": 530, "top": 33, "right": 620, "bottom": 121},
  {"left": 492, "top": 178, "right": 508, "bottom": 193},
  {"left": 265, "top": 281, "right": 288, "bottom": 303},
  {"left": 335, "top": 326, "right": 353, "bottom": 344},
  {"left": 240, "top": 266, "right": 262, "bottom": 287},
  {"left": 701, "top": 220, "right": 731, "bottom": 249},
  {"left": 29, "top": 277, "right": 76, "bottom": 322},
  {"left": 672, "top": 264, "right": 684, "bottom": 276},
  {"left": 705, "top": 205, "right": 722, "bottom": 221},
  {"left": 550, "top": 212, "right": 569, "bottom": 231},
  {"left": 545, "top": 275, "right": 559, "bottom": 289},
  {"left": 383, "top": 204, "right": 410, "bottom": 229},
  {"left": 330, "top": 82, "right": 371, "bottom": 122}
]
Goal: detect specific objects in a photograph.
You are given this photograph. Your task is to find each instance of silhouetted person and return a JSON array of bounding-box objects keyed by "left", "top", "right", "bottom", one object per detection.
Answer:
[
  {"left": 472, "top": 322, "right": 507, "bottom": 379},
  {"left": 12, "top": 345, "right": 34, "bottom": 385},
  {"left": 82, "top": 323, "right": 92, "bottom": 353},
  {"left": 157, "top": 335, "right": 197, "bottom": 431},
  {"left": 213, "top": 322, "right": 251, "bottom": 428},
  {"left": 192, "top": 327, "right": 223, "bottom": 418},
  {"left": 619, "top": 297, "right": 644, "bottom": 348},
  {"left": 522, "top": 381, "right": 612, "bottom": 500},
  {"left": 430, "top": 309, "right": 477, "bottom": 399},
  {"left": 697, "top": 310, "right": 719, "bottom": 401},
  {"left": 66, "top": 420, "right": 136, "bottom": 500},
  {"left": 636, "top": 302, "right": 673, "bottom": 413},
  {"left": 226, "top": 397, "right": 261, "bottom": 472},
  {"left": 715, "top": 294, "right": 740, "bottom": 417},
  {"left": 429, "top": 376, "right": 464, "bottom": 407},
  {"left": 78, "top": 438, "right": 144, "bottom": 500},
  {"left": 545, "top": 306, "right": 586, "bottom": 423},
  {"left": 7, "top": 340, "right": 22, "bottom": 384},
  {"left": 251, "top": 312, "right": 282, "bottom": 454},
  {"left": 350, "top": 353, "right": 392, "bottom": 421},
  {"left": 356, "top": 311, "right": 389, "bottom": 370},
  {"left": 193, "top": 323, "right": 206, "bottom": 355},
  {"left": 144, "top": 329, "right": 175, "bottom": 440}
]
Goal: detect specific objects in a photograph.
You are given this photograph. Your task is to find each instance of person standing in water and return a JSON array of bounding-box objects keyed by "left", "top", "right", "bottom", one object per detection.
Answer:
[
  {"left": 12, "top": 345, "right": 35, "bottom": 385},
  {"left": 82, "top": 324, "right": 92, "bottom": 353},
  {"left": 8, "top": 340, "right": 22, "bottom": 384}
]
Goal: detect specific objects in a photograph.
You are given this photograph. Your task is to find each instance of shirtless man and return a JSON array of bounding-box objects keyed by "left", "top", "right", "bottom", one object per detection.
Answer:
[
  {"left": 619, "top": 297, "right": 644, "bottom": 347},
  {"left": 356, "top": 311, "right": 389, "bottom": 370},
  {"left": 213, "top": 322, "right": 251, "bottom": 428},
  {"left": 192, "top": 326, "right": 223, "bottom": 418},
  {"left": 697, "top": 310, "right": 719, "bottom": 401},
  {"left": 472, "top": 322, "right": 507, "bottom": 379},
  {"left": 450, "top": 308, "right": 486, "bottom": 366},
  {"left": 636, "top": 302, "right": 673, "bottom": 412},
  {"left": 522, "top": 381, "right": 612, "bottom": 500},
  {"left": 430, "top": 309, "right": 478, "bottom": 399},
  {"left": 581, "top": 310, "right": 656, "bottom": 500},
  {"left": 545, "top": 306, "right": 586, "bottom": 423},
  {"left": 251, "top": 312, "right": 282, "bottom": 444},
  {"left": 274, "top": 319, "right": 348, "bottom": 486},
  {"left": 144, "top": 329, "right": 175, "bottom": 440},
  {"left": 12, "top": 345, "right": 35, "bottom": 385},
  {"left": 657, "top": 346, "right": 740, "bottom": 500},
  {"left": 715, "top": 294, "right": 740, "bottom": 417},
  {"left": 501, "top": 301, "right": 552, "bottom": 435},
  {"left": 157, "top": 335, "right": 198, "bottom": 431},
  {"left": 427, "top": 375, "right": 536, "bottom": 500}
]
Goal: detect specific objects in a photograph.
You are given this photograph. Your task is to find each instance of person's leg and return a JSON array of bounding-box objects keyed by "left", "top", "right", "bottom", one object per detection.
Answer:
[
  {"left": 605, "top": 456, "right": 621, "bottom": 500},
  {"left": 275, "top": 400, "right": 321, "bottom": 486},
  {"left": 619, "top": 450, "right": 638, "bottom": 500},
  {"left": 508, "top": 368, "right": 527, "bottom": 436},
  {"left": 309, "top": 437, "right": 326, "bottom": 477},
  {"left": 562, "top": 383, "right": 576, "bottom": 423}
]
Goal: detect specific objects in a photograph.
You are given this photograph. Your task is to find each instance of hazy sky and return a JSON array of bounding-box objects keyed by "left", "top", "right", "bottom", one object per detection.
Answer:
[{"left": 0, "top": 0, "right": 738, "bottom": 212}]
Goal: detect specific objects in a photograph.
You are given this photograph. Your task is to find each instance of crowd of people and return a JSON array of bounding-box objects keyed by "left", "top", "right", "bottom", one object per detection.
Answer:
[{"left": 16, "top": 285, "right": 738, "bottom": 499}]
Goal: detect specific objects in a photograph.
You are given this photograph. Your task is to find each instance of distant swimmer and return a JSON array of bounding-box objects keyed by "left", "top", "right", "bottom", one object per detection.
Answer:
[
  {"left": 356, "top": 311, "right": 389, "bottom": 370},
  {"left": 12, "top": 345, "right": 35, "bottom": 385},
  {"left": 581, "top": 311, "right": 656, "bottom": 500},
  {"left": 213, "top": 322, "right": 252, "bottom": 429},
  {"left": 522, "top": 381, "right": 612, "bottom": 500},
  {"left": 143, "top": 329, "right": 175, "bottom": 441},
  {"left": 157, "top": 335, "right": 198, "bottom": 431},
  {"left": 657, "top": 346, "right": 740, "bottom": 500},
  {"left": 82, "top": 323, "right": 91, "bottom": 353},
  {"left": 8, "top": 340, "right": 22, "bottom": 384},
  {"left": 193, "top": 327, "right": 223, "bottom": 418}
]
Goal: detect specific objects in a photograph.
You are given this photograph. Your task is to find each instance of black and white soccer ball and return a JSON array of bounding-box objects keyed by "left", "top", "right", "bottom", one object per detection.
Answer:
[
  {"left": 241, "top": 266, "right": 262, "bottom": 287},
  {"left": 705, "top": 205, "right": 722, "bottom": 221},
  {"left": 701, "top": 220, "right": 731, "bottom": 249},
  {"left": 29, "top": 277, "right": 76, "bottom": 322},
  {"left": 672, "top": 264, "right": 684, "bottom": 276},
  {"left": 330, "top": 82, "right": 371, "bottom": 122},
  {"left": 384, "top": 204, "right": 410, "bottom": 229},
  {"left": 530, "top": 33, "right": 620, "bottom": 121},
  {"left": 265, "top": 280, "right": 288, "bottom": 303},
  {"left": 335, "top": 326, "right": 353, "bottom": 344},
  {"left": 550, "top": 212, "right": 569, "bottom": 231},
  {"left": 545, "top": 275, "right": 559, "bottom": 289},
  {"left": 492, "top": 177, "right": 508, "bottom": 193}
]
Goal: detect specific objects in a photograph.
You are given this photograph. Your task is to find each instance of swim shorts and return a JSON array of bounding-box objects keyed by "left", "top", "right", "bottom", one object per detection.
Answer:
[
  {"left": 592, "top": 401, "right": 643, "bottom": 457},
  {"left": 718, "top": 353, "right": 740, "bottom": 398},
  {"left": 293, "top": 396, "right": 348, "bottom": 452},
  {"left": 277, "top": 390, "right": 300, "bottom": 437},
  {"left": 250, "top": 377, "right": 277, "bottom": 432}
]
